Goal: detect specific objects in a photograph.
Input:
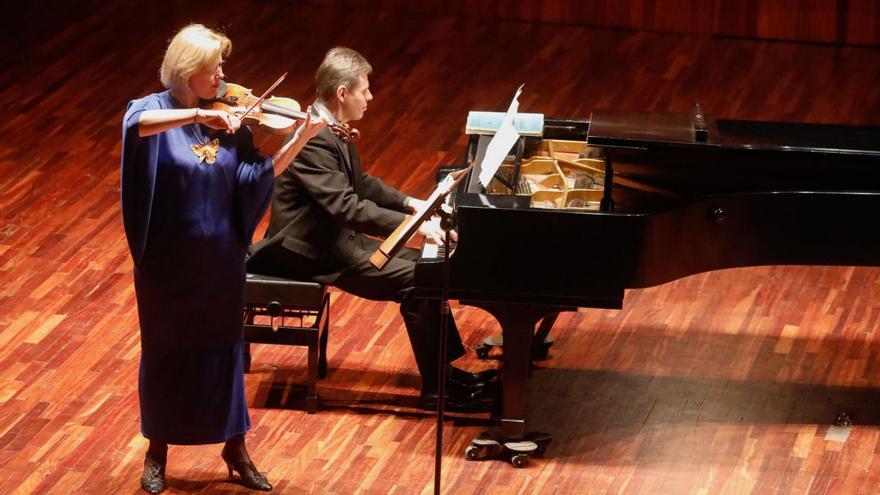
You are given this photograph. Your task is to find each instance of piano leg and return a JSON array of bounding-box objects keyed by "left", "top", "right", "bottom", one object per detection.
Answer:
[
  {"left": 497, "top": 311, "right": 531, "bottom": 439},
  {"left": 463, "top": 302, "right": 566, "bottom": 466}
]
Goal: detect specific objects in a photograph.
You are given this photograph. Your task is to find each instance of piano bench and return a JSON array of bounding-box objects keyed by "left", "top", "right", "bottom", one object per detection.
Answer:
[{"left": 242, "top": 272, "right": 330, "bottom": 413}]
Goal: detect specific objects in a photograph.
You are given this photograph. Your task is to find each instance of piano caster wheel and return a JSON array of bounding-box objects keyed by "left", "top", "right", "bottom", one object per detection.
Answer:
[
  {"left": 464, "top": 445, "right": 485, "bottom": 461},
  {"left": 465, "top": 438, "right": 502, "bottom": 461},
  {"left": 504, "top": 440, "right": 538, "bottom": 468},
  {"left": 510, "top": 453, "right": 530, "bottom": 468}
]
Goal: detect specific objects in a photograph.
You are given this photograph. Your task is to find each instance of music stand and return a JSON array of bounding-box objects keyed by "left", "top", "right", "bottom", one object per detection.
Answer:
[
  {"left": 370, "top": 87, "right": 524, "bottom": 493},
  {"left": 369, "top": 164, "right": 472, "bottom": 495}
]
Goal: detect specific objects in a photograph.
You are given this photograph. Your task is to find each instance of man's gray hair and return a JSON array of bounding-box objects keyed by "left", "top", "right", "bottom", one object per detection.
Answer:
[{"left": 315, "top": 47, "right": 372, "bottom": 102}]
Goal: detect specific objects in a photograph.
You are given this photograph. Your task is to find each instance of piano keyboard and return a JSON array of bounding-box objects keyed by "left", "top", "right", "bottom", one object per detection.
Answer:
[
  {"left": 422, "top": 241, "right": 439, "bottom": 259},
  {"left": 420, "top": 168, "right": 463, "bottom": 260}
]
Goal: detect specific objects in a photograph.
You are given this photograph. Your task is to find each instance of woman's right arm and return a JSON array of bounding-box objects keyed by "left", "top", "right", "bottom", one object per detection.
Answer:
[{"left": 138, "top": 108, "right": 240, "bottom": 137}]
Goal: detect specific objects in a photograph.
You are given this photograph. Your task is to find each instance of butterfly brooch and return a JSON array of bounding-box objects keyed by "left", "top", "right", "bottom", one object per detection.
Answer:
[{"left": 191, "top": 139, "right": 220, "bottom": 164}]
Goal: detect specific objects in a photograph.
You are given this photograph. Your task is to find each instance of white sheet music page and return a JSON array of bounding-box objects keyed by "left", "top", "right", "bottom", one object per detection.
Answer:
[
  {"left": 409, "top": 172, "right": 459, "bottom": 220},
  {"left": 478, "top": 85, "right": 524, "bottom": 189}
]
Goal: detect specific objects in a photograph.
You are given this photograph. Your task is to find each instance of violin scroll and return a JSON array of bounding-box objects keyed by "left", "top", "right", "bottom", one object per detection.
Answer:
[{"left": 334, "top": 123, "right": 360, "bottom": 143}]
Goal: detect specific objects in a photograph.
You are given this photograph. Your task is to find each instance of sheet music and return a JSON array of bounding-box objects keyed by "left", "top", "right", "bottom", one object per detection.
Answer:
[
  {"left": 466, "top": 111, "right": 543, "bottom": 136},
  {"left": 422, "top": 242, "right": 439, "bottom": 258},
  {"left": 409, "top": 172, "right": 458, "bottom": 219},
  {"left": 478, "top": 85, "right": 524, "bottom": 188}
]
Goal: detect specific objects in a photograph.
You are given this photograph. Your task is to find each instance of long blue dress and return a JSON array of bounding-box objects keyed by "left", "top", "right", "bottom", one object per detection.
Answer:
[{"left": 121, "top": 91, "right": 274, "bottom": 445}]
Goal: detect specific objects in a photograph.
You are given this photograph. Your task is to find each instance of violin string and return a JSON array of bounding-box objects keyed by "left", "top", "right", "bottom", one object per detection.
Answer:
[{"left": 239, "top": 72, "right": 287, "bottom": 121}]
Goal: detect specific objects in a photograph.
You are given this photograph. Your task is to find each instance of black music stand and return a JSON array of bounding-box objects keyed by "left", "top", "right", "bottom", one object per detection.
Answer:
[
  {"left": 433, "top": 202, "right": 455, "bottom": 495},
  {"left": 369, "top": 167, "right": 472, "bottom": 495}
]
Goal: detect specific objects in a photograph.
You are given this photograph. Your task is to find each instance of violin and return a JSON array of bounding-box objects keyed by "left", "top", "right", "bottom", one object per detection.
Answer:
[{"left": 202, "top": 80, "right": 360, "bottom": 143}]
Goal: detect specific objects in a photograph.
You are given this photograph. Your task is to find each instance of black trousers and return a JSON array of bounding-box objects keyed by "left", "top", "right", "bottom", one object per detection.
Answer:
[{"left": 247, "top": 236, "right": 465, "bottom": 391}]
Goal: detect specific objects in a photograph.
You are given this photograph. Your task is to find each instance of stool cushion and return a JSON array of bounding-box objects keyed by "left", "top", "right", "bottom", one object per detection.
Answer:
[{"left": 245, "top": 272, "right": 325, "bottom": 309}]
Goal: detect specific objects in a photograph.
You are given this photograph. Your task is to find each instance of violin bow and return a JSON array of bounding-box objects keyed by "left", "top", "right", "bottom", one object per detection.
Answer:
[{"left": 239, "top": 72, "right": 288, "bottom": 120}]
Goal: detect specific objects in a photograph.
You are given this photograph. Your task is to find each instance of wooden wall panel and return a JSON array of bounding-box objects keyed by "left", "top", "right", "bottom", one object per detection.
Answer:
[
  {"left": 308, "top": 0, "right": 880, "bottom": 45},
  {"left": 646, "top": 0, "right": 715, "bottom": 34},
  {"left": 714, "top": 0, "right": 839, "bottom": 43},
  {"left": 846, "top": 0, "right": 880, "bottom": 45},
  {"left": 307, "top": 0, "right": 713, "bottom": 33}
]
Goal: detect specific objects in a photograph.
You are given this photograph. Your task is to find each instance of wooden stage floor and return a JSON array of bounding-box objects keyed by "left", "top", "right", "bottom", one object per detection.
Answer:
[{"left": 1, "top": 1, "right": 880, "bottom": 493}]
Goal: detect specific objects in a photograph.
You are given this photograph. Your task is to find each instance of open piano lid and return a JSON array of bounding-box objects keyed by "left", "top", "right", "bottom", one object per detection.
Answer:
[{"left": 588, "top": 106, "right": 880, "bottom": 157}]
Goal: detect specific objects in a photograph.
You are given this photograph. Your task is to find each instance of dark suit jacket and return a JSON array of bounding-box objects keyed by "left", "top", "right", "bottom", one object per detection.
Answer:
[{"left": 248, "top": 127, "right": 408, "bottom": 281}]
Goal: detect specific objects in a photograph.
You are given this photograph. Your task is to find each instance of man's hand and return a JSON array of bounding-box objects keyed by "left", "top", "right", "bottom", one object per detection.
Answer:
[
  {"left": 417, "top": 216, "right": 458, "bottom": 245},
  {"left": 405, "top": 197, "right": 429, "bottom": 214}
]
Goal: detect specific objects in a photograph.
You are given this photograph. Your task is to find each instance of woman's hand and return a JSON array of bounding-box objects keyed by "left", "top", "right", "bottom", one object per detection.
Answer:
[
  {"left": 294, "top": 106, "right": 328, "bottom": 142},
  {"left": 271, "top": 107, "right": 328, "bottom": 176},
  {"left": 196, "top": 109, "right": 241, "bottom": 133}
]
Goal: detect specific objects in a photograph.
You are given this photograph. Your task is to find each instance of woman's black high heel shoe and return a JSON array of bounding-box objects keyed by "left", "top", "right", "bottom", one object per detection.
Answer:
[
  {"left": 221, "top": 447, "right": 273, "bottom": 492},
  {"left": 141, "top": 453, "right": 166, "bottom": 494}
]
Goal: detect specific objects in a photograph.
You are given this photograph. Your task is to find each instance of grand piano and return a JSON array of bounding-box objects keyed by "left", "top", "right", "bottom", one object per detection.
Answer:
[{"left": 412, "top": 106, "right": 880, "bottom": 464}]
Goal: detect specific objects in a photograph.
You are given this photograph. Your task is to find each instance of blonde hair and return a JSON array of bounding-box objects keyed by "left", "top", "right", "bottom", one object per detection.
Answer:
[
  {"left": 159, "top": 24, "right": 231, "bottom": 91},
  {"left": 315, "top": 47, "right": 372, "bottom": 102}
]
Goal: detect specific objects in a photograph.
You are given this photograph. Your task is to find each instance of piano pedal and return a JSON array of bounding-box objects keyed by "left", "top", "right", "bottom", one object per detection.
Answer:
[
  {"left": 473, "top": 335, "right": 502, "bottom": 359},
  {"left": 473, "top": 335, "right": 555, "bottom": 361}
]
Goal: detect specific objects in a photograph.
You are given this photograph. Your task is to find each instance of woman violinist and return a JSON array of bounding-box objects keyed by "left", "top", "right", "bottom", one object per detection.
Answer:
[{"left": 120, "top": 24, "right": 325, "bottom": 494}]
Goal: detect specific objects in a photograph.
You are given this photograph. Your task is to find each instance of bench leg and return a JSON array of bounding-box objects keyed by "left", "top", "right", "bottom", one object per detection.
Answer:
[
  {"left": 307, "top": 332, "right": 319, "bottom": 414},
  {"left": 243, "top": 342, "right": 253, "bottom": 373},
  {"left": 243, "top": 311, "right": 255, "bottom": 373},
  {"left": 242, "top": 294, "right": 330, "bottom": 413},
  {"left": 318, "top": 296, "right": 330, "bottom": 379}
]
